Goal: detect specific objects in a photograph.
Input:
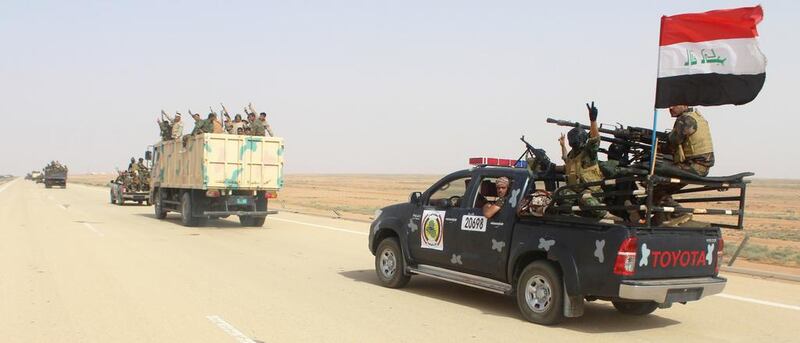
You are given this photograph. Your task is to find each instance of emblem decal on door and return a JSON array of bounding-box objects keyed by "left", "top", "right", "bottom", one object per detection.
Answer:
[{"left": 421, "top": 210, "right": 445, "bottom": 250}]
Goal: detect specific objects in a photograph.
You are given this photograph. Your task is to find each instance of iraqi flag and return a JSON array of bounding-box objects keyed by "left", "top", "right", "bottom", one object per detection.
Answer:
[{"left": 655, "top": 6, "right": 766, "bottom": 108}]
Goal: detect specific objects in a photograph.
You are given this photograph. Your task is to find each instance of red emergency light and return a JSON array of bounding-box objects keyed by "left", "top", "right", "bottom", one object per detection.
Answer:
[{"left": 469, "top": 157, "right": 517, "bottom": 167}]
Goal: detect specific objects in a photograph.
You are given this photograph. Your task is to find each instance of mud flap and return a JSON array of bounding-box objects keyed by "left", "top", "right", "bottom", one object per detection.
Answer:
[{"left": 563, "top": 280, "right": 584, "bottom": 318}]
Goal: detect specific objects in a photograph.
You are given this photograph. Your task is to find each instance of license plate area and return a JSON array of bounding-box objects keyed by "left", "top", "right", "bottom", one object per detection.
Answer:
[{"left": 666, "top": 287, "right": 702, "bottom": 303}]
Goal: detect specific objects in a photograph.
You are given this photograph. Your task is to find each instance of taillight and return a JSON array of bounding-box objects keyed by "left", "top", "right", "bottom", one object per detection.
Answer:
[
  {"left": 614, "top": 237, "right": 638, "bottom": 276},
  {"left": 206, "top": 190, "right": 221, "bottom": 197},
  {"left": 266, "top": 191, "right": 278, "bottom": 199},
  {"left": 716, "top": 238, "right": 724, "bottom": 274}
]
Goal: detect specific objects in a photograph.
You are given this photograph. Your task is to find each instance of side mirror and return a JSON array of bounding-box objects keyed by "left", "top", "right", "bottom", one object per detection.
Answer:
[
  {"left": 409, "top": 192, "right": 422, "bottom": 204},
  {"left": 145, "top": 151, "right": 153, "bottom": 161}
]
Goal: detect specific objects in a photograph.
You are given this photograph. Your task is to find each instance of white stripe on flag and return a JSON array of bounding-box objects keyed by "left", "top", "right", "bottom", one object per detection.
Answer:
[{"left": 658, "top": 38, "right": 766, "bottom": 78}]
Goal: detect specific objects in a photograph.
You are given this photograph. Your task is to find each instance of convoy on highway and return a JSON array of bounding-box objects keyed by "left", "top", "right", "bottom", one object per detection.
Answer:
[{"left": 27, "top": 128, "right": 746, "bottom": 327}]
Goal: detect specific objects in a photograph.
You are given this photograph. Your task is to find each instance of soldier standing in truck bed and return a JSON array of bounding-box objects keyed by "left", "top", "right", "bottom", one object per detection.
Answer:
[
  {"left": 653, "top": 105, "right": 715, "bottom": 226},
  {"left": 248, "top": 112, "right": 266, "bottom": 136},
  {"left": 559, "top": 102, "right": 607, "bottom": 219}
]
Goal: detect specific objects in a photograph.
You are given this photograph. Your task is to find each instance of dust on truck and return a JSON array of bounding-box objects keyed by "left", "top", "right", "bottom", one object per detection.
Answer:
[{"left": 149, "top": 133, "right": 284, "bottom": 227}]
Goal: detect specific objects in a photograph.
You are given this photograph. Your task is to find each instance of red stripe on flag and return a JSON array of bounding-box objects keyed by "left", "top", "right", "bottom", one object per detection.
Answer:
[{"left": 659, "top": 6, "right": 763, "bottom": 46}]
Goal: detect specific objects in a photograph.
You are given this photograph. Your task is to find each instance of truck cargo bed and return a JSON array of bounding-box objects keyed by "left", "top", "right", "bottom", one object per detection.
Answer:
[{"left": 153, "top": 134, "right": 284, "bottom": 191}]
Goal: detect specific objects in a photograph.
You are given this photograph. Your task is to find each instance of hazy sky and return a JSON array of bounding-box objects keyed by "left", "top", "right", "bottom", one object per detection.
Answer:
[{"left": 1, "top": 1, "right": 797, "bottom": 178}]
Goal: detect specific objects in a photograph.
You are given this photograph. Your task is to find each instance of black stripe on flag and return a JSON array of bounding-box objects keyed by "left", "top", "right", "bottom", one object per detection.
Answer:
[{"left": 655, "top": 73, "right": 765, "bottom": 108}]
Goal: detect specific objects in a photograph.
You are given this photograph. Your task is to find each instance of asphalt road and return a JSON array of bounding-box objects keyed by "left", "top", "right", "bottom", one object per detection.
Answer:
[{"left": 1, "top": 178, "right": 798, "bottom": 342}]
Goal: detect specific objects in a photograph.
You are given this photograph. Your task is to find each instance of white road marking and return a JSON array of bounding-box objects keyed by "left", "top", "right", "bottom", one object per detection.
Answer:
[
  {"left": 716, "top": 293, "right": 800, "bottom": 312},
  {"left": 269, "top": 217, "right": 368, "bottom": 236},
  {"left": 82, "top": 222, "right": 105, "bottom": 237},
  {"left": 206, "top": 315, "right": 257, "bottom": 343},
  {"left": 0, "top": 178, "right": 19, "bottom": 193}
]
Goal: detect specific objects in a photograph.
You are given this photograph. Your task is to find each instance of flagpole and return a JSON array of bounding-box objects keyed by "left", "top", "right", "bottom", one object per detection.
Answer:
[{"left": 649, "top": 15, "right": 666, "bottom": 176}]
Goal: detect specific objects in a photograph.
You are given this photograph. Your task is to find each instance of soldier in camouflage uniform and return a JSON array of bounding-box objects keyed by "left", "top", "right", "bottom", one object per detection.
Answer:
[
  {"left": 482, "top": 176, "right": 510, "bottom": 219},
  {"left": 653, "top": 105, "right": 715, "bottom": 226},
  {"left": 190, "top": 113, "right": 206, "bottom": 135},
  {"left": 247, "top": 112, "right": 266, "bottom": 136},
  {"left": 559, "top": 102, "right": 607, "bottom": 219}
]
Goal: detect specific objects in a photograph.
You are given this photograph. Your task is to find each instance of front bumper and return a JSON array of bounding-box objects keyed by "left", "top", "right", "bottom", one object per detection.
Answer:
[{"left": 618, "top": 276, "right": 726, "bottom": 303}]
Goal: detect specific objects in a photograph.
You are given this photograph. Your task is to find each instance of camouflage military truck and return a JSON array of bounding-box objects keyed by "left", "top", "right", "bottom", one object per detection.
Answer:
[
  {"left": 149, "top": 133, "right": 284, "bottom": 227},
  {"left": 43, "top": 164, "right": 68, "bottom": 188},
  {"left": 110, "top": 167, "right": 151, "bottom": 206}
]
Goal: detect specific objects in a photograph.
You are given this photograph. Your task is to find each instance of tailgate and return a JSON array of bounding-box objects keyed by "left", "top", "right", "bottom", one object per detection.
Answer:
[{"left": 632, "top": 228, "right": 721, "bottom": 279}]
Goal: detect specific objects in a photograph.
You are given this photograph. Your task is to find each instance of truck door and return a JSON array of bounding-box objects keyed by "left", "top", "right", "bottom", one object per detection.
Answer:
[
  {"left": 408, "top": 172, "right": 472, "bottom": 268},
  {"left": 453, "top": 173, "right": 523, "bottom": 280}
]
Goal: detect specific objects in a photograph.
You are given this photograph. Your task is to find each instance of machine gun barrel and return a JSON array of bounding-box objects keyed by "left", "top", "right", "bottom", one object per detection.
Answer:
[{"left": 546, "top": 117, "right": 668, "bottom": 146}]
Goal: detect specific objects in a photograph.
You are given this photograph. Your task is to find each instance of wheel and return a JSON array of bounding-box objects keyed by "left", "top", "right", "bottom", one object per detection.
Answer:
[
  {"left": 154, "top": 189, "right": 167, "bottom": 219},
  {"left": 137, "top": 200, "right": 143, "bottom": 205},
  {"left": 374, "top": 237, "right": 411, "bottom": 288},
  {"left": 516, "top": 260, "right": 564, "bottom": 325},
  {"left": 238, "top": 216, "right": 254, "bottom": 226},
  {"left": 251, "top": 217, "right": 266, "bottom": 227},
  {"left": 110, "top": 190, "right": 116, "bottom": 204},
  {"left": 45, "top": 183, "right": 52, "bottom": 188},
  {"left": 180, "top": 192, "right": 199, "bottom": 226},
  {"left": 612, "top": 301, "right": 659, "bottom": 316},
  {"left": 117, "top": 192, "right": 124, "bottom": 206}
]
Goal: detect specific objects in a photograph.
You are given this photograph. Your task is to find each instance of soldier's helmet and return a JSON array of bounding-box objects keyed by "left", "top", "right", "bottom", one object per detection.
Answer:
[{"left": 567, "top": 127, "right": 588, "bottom": 149}]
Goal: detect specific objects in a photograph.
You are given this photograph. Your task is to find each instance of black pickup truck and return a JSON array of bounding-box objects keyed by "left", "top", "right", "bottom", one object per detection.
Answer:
[{"left": 368, "top": 166, "right": 726, "bottom": 325}]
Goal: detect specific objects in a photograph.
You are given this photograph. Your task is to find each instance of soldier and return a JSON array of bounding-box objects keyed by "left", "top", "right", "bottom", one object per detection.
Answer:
[
  {"left": 157, "top": 118, "right": 172, "bottom": 141},
  {"left": 247, "top": 112, "right": 266, "bottom": 136},
  {"left": 169, "top": 113, "right": 183, "bottom": 139},
  {"left": 259, "top": 112, "right": 274, "bottom": 137},
  {"left": 482, "top": 177, "right": 510, "bottom": 219},
  {"left": 559, "top": 102, "right": 607, "bottom": 219},
  {"left": 128, "top": 157, "right": 138, "bottom": 172},
  {"left": 210, "top": 113, "right": 224, "bottom": 133},
  {"left": 654, "top": 105, "right": 715, "bottom": 225},
  {"left": 229, "top": 114, "right": 245, "bottom": 134},
  {"left": 190, "top": 112, "right": 205, "bottom": 135}
]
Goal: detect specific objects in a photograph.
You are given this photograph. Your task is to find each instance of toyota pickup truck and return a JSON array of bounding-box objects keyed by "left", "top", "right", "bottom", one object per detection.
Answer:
[{"left": 368, "top": 165, "right": 728, "bottom": 325}]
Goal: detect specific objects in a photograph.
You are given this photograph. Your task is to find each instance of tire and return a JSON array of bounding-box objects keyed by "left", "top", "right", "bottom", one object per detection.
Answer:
[
  {"left": 117, "top": 192, "right": 124, "bottom": 206},
  {"left": 45, "top": 183, "right": 52, "bottom": 189},
  {"left": 154, "top": 189, "right": 167, "bottom": 219},
  {"left": 110, "top": 190, "right": 116, "bottom": 204},
  {"left": 137, "top": 200, "right": 143, "bottom": 205},
  {"left": 251, "top": 216, "right": 266, "bottom": 227},
  {"left": 374, "top": 237, "right": 411, "bottom": 288},
  {"left": 612, "top": 301, "right": 659, "bottom": 316},
  {"left": 238, "top": 216, "right": 254, "bottom": 226},
  {"left": 180, "top": 192, "right": 199, "bottom": 227},
  {"left": 516, "top": 260, "right": 564, "bottom": 325}
]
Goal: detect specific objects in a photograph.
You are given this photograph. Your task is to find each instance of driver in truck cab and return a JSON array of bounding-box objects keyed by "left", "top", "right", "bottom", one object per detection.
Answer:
[{"left": 482, "top": 176, "right": 510, "bottom": 219}]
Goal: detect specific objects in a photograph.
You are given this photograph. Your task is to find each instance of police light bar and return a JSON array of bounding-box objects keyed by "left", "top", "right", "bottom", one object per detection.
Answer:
[{"left": 469, "top": 157, "right": 527, "bottom": 168}]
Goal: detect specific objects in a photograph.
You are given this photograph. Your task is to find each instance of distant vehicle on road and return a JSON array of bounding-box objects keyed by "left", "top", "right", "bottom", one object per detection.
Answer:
[
  {"left": 369, "top": 163, "right": 732, "bottom": 325},
  {"left": 150, "top": 133, "right": 284, "bottom": 227},
  {"left": 31, "top": 171, "right": 43, "bottom": 183},
  {"left": 110, "top": 170, "right": 151, "bottom": 206},
  {"left": 43, "top": 165, "right": 67, "bottom": 188}
]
